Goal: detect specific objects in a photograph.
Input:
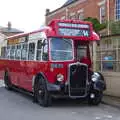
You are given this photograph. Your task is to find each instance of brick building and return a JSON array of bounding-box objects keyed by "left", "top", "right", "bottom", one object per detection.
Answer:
[
  {"left": 46, "top": 0, "right": 115, "bottom": 35},
  {"left": 45, "top": 0, "right": 118, "bottom": 35}
]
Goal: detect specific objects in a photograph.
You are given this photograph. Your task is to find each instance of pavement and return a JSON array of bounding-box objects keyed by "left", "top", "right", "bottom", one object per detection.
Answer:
[
  {"left": 102, "top": 95, "right": 120, "bottom": 109},
  {"left": 0, "top": 80, "right": 4, "bottom": 87},
  {"left": 0, "top": 80, "right": 120, "bottom": 109}
]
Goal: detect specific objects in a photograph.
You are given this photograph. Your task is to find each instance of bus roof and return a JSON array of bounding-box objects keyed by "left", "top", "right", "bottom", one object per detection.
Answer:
[
  {"left": 7, "top": 26, "right": 51, "bottom": 40},
  {"left": 7, "top": 19, "right": 100, "bottom": 41}
]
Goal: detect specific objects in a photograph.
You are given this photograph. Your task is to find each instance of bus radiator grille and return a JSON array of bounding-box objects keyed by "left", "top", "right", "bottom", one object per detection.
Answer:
[{"left": 69, "top": 63, "right": 88, "bottom": 97}]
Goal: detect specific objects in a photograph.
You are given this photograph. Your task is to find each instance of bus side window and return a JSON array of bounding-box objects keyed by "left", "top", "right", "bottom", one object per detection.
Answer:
[
  {"left": 6, "top": 46, "right": 10, "bottom": 59},
  {"left": 36, "top": 40, "right": 42, "bottom": 60},
  {"left": 10, "top": 45, "right": 15, "bottom": 60},
  {"left": 15, "top": 45, "right": 21, "bottom": 60},
  {"left": 42, "top": 39, "right": 48, "bottom": 61},
  {"left": 21, "top": 44, "right": 28, "bottom": 60},
  {"left": 77, "top": 45, "right": 87, "bottom": 60},
  {"left": 28, "top": 43, "right": 35, "bottom": 60},
  {"left": 1, "top": 47, "right": 6, "bottom": 58}
]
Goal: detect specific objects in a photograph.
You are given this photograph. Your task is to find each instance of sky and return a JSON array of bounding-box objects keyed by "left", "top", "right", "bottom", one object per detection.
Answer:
[{"left": 0, "top": 0, "right": 66, "bottom": 32}]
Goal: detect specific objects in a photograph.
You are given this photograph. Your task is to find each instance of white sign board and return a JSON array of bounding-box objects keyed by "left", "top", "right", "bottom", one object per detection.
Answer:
[{"left": 29, "top": 32, "right": 47, "bottom": 41}]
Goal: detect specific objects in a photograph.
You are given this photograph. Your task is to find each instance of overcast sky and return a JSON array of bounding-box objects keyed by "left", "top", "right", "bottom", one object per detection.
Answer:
[{"left": 0, "top": 0, "right": 66, "bottom": 32}]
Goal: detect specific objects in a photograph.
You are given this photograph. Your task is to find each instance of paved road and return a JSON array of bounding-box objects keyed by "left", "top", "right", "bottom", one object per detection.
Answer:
[
  {"left": 0, "top": 80, "right": 4, "bottom": 87},
  {"left": 0, "top": 82, "right": 120, "bottom": 120}
]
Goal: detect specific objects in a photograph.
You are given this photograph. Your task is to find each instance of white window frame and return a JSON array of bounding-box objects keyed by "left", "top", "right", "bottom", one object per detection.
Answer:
[
  {"left": 115, "top": 0, "right": 120, "bottom": 20},
  {"left": 69, "top": 12, "right": 76, "bottom": 19},
  {"left": 21, "top": 43, "right": 28, "bottom": 60},
  {"left": 99, "top": 5, "right": 105, "bottom": 23},
  {"left": 61, "top": 16, "right": 66, "bottom": 20},
  {"left": 77, "top": 9, "right": 84, "bottom": 20},
  {"left": 28, "top": 41, "right": 36, "bottom": 61}
]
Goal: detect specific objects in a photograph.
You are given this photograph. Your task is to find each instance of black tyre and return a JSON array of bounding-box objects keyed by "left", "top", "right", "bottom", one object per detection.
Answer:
[
  {"left": 4, "top": 71, "right": 12, "bottom": 90},
  {"left": 88, "top": 91, "right": 103, "bottom": 105},
  {"left": 34, "top": 76, "right": 51, "bottom": 107}
]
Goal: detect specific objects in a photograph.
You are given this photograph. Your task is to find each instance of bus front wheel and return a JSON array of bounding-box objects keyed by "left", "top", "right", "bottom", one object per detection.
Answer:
[
  {"left": 4, "top": 71, "right": 12, "bottom": 90},
  {"left": 34, "top": 76, "right": 51, "bottom": 107}
]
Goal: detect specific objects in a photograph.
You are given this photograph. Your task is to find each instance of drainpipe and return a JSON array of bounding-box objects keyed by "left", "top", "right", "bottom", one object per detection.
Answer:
[
  {"left": 66, "top": 8, "right": 68, "bottom": 19},
  {"left": 107, "top": 0, "right": 110, "bottom": 35}
]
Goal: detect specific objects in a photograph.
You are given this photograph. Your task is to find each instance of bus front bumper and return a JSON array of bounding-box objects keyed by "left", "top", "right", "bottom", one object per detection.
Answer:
[{"left": 47, "top": 83, "right": 61, "bottom": 92}]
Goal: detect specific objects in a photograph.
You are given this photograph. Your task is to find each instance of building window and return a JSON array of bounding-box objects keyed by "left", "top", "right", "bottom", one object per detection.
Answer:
[
  {"left": 77, "top": 9, "right": 84, "bottom": 20},
  {"left": 116, "top": 0, "right": 120, "bottom": 20},
  {"left": 69, "top": 12, "right": 76, "bottom": 19},
  {"left": 78, "top": 12, "right": 84, "bottom": 20},
  {"left": 61, "top": 16, "right": 65, "bottom": 20},
  {"left": 99, "top": 5, "right": 106, "bottom": 23},
  {"left": 96, "top": 37, "right": 120, "bottom": 72}
]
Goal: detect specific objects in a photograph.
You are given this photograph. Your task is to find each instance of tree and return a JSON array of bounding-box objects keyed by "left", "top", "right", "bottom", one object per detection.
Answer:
[{"left": 84, "top": 17, "right": 106, "bottom": 33}]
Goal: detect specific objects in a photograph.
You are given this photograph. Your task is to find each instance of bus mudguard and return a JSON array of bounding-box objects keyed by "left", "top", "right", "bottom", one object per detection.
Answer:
[
  {"left": 33, "top": 73, "right": 61, "bottom": 92},
  {"left": 91, "top": 72, "right": 106, "bottom": 91}
]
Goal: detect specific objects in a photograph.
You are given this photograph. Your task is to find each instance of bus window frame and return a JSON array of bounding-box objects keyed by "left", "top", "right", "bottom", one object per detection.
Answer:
[
  {"left": 10, "top": 45, "right": 16, "bottom": 60},
  {"left": 1, "top": 46, "right": 6, "bottom": 59},
  {"left": 76, "top": 45, "right": 88, "bottom": 60},
  {"left": 35, "top": 38, "right": 49, "bottom": 62},
  {"left": 21, "top": 43, "right": 28, "bottom": 60},
  {"left": 36, "top": 40, "right": 42, "bottom": 61},
  {"left": 42, "top": 39, "right": 49, "bottom": 61},
  {"left": 15, "top": 44, "right": 22, "bottom": 60},
  {"left": 28, "top": 41, "right": 36, "bottom": 61},
  {"left": 49, "top": 37, "right": 74, "bottom": 62},
  {"left": 6, "top": 45, "right": 11, "bottom": 59}
]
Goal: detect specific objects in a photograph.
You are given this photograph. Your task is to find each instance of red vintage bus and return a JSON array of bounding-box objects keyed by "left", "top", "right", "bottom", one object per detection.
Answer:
[{"left": 0, "top": 19, "right": 106, "bottom": 107}]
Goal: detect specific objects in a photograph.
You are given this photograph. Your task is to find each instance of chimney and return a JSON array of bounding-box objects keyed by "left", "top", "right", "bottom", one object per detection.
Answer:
[
  {"left": 7, "top": 21, "right": 12, "bottom": 30},
  {"left": 46, "top": 9, "right": 50, "bottom": 15}
]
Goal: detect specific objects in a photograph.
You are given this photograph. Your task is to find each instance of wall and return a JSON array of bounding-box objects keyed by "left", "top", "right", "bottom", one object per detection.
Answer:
[
  {"left": 103, "top": 72, "right": 120, "bottom": 97},
  {"left": 46, "top": 0, "right": 100, "bottom": 24},
  {"left": 96, "top": 35, "right": 120, "bottom": 97}
]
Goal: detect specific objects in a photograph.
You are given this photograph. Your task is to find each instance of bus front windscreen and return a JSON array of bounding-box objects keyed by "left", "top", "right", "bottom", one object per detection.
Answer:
[{"left": 50, "top": 38, "right": 73, "bottom": 61}]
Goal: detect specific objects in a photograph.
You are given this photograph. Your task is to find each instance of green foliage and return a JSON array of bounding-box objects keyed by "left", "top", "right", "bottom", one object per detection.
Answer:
[
  {"left": 109, "top": 21, "right": 120, "bottom": 34},
  {"left": 84, "top": 17, "right": 106, "bottom": 33}
]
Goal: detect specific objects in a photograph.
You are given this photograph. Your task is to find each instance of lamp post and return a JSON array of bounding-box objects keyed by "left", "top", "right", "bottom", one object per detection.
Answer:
[{"left": 107, "top": 0, "right": 110, "bottom": 35}]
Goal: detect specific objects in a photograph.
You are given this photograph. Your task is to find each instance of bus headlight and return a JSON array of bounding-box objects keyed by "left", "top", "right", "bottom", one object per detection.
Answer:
[
  {"left": 92, "top": 77, "right": 97, "bottom": 82},
  {"left": 92, "top": 72, "right": 100, "bottom": 82},
  {"left": 57, "top": 74, "right": 64, "bottom": 82}
]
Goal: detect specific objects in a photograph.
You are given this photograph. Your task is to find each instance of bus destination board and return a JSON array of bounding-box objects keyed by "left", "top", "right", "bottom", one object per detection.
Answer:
[{"left": 58, "top": 22, "right": 90, "bottom": 37}]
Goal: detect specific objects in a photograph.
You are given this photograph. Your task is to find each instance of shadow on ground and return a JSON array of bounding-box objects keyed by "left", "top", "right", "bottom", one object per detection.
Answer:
[{"left": 0, "top": 87, "right": 100, "bottom": 108}]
